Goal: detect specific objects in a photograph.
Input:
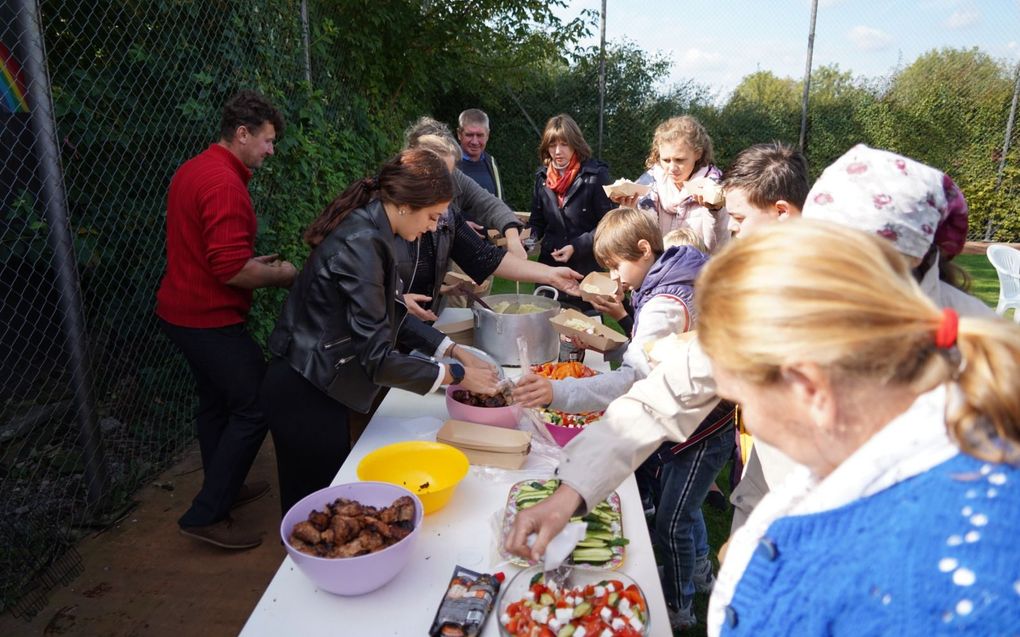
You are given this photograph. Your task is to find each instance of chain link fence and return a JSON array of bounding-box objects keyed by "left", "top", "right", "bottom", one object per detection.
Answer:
[
  {"left": 0, "top": 0, "right": 314, "bottom": 616},
  {"left": 2, "top": 0, "right": 1018, "bottom": 619}
]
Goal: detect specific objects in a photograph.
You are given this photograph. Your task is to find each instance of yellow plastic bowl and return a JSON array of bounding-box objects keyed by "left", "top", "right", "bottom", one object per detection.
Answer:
[{"left": 356, "top": 441, "right": 469, "bottom": 515}]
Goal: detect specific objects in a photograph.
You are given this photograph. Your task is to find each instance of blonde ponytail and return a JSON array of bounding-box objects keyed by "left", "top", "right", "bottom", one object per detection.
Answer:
[{"left": 950, "top": 319, "right": 1020, "bottom": 463}]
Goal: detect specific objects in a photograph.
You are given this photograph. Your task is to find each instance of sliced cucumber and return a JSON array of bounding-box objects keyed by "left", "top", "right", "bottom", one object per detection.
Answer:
[{"left": 571, "top": 547, "right": 614, "bottom": 564}]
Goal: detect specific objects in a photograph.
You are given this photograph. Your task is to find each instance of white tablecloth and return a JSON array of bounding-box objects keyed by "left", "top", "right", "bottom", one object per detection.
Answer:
[{"left": 241, "top": 354, "right": 671, "bottom": 636}]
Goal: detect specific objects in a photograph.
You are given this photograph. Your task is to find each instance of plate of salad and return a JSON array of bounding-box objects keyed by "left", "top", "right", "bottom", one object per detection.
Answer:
[
  {"left": 499, "top": 479, "right": 627, "bottom": 570},
  {"left": 497, "top": 566, "right": 650, "bottom": 636}
]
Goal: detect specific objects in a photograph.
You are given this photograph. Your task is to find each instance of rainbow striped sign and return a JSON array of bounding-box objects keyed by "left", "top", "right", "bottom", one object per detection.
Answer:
[{"left": 2, "top": 42, "right": 29, "bottom": 113}]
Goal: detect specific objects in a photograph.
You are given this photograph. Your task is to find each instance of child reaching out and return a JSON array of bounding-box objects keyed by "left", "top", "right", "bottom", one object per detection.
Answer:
[{"left": 512, "top": 207, "right": 733, "bottom": 630}]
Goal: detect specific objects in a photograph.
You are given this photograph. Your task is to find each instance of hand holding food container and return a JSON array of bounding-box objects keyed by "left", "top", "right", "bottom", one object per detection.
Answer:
[{"left": 602, "top": 178, "right": 651, "bottom": 208}]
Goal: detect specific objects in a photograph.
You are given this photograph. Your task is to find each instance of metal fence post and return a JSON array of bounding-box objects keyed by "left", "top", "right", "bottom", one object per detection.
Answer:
[
  {"left": 301, "top": 0, "right": 312, "bottom": 85},
  {"left": 597, "top": 0, "right": 606, "bottom": 158},
  {"left": 985, "top": 59, "right": 1020, "bottom": 241},
  {"left": 16, "top": 0, "right": 107, "bottom": 508},
  {"left": 799, "top": 0, "right": 819, "bottom": 152}
]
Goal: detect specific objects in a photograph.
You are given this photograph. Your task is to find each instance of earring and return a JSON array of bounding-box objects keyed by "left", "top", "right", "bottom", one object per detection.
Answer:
[{"left": 399, "top": 208, "right": 407, "bottom": 216}]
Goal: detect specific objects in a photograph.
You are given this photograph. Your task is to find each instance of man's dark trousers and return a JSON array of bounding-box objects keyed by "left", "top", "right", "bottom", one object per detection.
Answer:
[{"left": 160, "top": 320, "right": 268, "bottom": 527}]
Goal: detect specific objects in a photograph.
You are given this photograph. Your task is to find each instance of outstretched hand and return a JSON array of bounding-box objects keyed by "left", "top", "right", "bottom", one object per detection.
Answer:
[
  {"left": 505, "top": 484, "right": 584, "bottom": 562},
  {"left": 546, "top": 266, "right": 583, "bottom": 296},
  {"left": 511, "top": 373, "right": 553, "bottom": 408}
]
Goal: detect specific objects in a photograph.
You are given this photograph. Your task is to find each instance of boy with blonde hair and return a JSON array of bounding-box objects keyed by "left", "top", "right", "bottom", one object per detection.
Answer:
[
  {"left": 513, "top": 207, "right": 732, "bottom": 628},
  {"left": 663, "top": 227, "right": 709, "bottom": 253}
]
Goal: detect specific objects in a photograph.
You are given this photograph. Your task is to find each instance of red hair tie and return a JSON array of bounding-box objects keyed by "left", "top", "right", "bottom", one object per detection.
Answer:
[{"left": 934, "top": 308, "right": 959, "bottom": 349}]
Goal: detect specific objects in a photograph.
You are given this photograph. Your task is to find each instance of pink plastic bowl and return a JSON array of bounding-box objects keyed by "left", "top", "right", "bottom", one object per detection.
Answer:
[
  {"left": 446, "top": 384, "right": 522, "bottom": 429},
  {"left": 280, "top": 481, "right": 424, "bottom": 596},
  {"left": 545, "top": 422, "right": 586, "bottom": 447}
]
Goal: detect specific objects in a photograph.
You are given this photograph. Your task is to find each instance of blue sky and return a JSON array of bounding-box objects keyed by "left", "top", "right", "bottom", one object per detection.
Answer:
[{"left": 556, "top": 0, "right": 1020, "bottom": 101}]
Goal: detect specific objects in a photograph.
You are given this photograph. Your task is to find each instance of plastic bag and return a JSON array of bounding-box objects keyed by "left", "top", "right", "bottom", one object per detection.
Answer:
[{"left": 514, "top": 336, "right": 560, "bottom": 448}]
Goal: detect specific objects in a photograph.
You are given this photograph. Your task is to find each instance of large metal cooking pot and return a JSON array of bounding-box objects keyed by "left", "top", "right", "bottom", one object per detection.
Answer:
[{"left": 472, "top": 286, "right": 560, "bottom": 365}]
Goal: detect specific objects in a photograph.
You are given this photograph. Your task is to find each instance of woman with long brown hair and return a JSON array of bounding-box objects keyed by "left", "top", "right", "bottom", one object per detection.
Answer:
[
  {"left": 262, "top": 149, "right": 498, "bottom": 514},
  {"left": 529, "top": 114, "right": 613, "bottom": 311}
]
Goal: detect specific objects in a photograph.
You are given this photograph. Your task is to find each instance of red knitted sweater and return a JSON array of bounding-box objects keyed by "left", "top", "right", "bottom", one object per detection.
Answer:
[{"left": 155, "top": 144, "right": 256, "bottom": 328}]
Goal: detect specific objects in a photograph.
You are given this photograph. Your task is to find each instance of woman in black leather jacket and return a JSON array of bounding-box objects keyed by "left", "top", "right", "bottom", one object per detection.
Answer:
[
  {"left": 396, "top": 130, "right": 583, "bottom": 320},
  {"left": 530, "top": 114, "right": 613, "bottom": 312},
  {"left": 262, "top": 149, "right": 499, "bottom": 514}
]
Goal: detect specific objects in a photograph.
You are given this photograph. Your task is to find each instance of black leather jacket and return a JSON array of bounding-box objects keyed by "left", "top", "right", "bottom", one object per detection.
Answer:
[
  {"left": 267, "top": 200, "right": 444, "bottom": 413},
  {"left": 530, "top": 159, "right": 613, "bottom": 277}
]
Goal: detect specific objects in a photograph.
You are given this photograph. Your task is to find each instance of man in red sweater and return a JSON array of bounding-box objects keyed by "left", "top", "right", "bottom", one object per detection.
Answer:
[{"left": 156, "top": 90, "right": 296, "bottom": 549}]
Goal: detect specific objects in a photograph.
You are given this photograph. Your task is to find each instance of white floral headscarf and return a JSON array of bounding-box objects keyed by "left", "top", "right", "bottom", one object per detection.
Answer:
[{"left": 802, "top": 145, "right": 949, "bottom": 259}]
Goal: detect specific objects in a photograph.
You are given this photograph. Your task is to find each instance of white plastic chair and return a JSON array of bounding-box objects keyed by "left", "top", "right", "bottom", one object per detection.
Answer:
[{"left": 986, "top": 244, "right": 1020, "bottom": 323}]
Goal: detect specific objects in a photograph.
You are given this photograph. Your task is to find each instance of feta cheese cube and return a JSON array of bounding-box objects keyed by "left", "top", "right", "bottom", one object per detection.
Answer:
[
  {"left": 611, "top": 617, "right": 626, "bottom": 630},
  {"left": 618, "top": 598, "right": 631, "bottom": 616},
  {"left": 600, "top": 606, "right": 613, "bottom": 623},
  {"left": 549, "top": 618, "right": 561, "bottom": 632},
  {"left": 594, "top": 585, "right": 606, "bottom": 597},
  {"left": 629, "top": 616, "right": 644, "bottom": 632},
  {"left": 500, "top": 613, "right": 510, "bottom": 625},
  {"left": 524, "top": 590, "right": 535, "bottom": 601},
  {"left": 574, "top": 627, "right": 587, "bottom": 637},
  {"left": 556, "top": 608, "right": 574, "bottom": 623}
]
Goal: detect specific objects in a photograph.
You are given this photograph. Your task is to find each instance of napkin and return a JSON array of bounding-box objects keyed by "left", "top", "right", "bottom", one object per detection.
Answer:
[{"left": 527, "top": 521, "right": 588, "bottom": 570}]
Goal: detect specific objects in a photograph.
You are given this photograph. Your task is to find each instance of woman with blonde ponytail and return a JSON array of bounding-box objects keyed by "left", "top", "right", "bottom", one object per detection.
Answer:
[{"left": 701, "top": 219, "right": 1020, "bottom": 637}]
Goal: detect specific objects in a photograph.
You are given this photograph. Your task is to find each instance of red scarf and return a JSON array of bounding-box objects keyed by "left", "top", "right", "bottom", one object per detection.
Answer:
[{"left": 545, "top": 155, "right": 580, "bottom": 207}]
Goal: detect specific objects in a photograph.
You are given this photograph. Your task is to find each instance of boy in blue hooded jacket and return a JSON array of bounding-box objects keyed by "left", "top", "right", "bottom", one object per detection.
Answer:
[{"left": 514, "top": 206, "right": 732, "bottom": 628}]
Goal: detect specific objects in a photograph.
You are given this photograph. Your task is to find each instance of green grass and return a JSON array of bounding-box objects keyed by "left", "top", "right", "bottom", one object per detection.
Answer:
[{"left": 956, "top": 254, "right": 1000, "bottom": 308}]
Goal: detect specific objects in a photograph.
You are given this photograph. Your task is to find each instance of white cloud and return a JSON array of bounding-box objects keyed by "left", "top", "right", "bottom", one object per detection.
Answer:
[
  {"left": 945, "top": 9, "right": 980, "bottom": 29},
  {"left": 679, "top": 48, "right": 724, "bottom": 68},
  {"left": 848, "top": 26, "right": 894, "bottom": 51}
]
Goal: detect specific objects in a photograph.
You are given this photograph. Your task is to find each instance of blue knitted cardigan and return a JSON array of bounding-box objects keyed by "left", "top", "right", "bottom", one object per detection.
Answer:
[{"left": 719, "top": 452, "right": 1020, "bottom": 636}]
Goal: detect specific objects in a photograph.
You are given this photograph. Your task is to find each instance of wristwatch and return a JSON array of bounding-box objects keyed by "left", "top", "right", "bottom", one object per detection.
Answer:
[{"left": 449, "top": 362, "right": 466, "bottom": 385}]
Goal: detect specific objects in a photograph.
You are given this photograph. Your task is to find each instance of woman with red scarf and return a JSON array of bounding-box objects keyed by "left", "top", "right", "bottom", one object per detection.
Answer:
[{"left": 529, "top": 114, "right": 613, "bottom": 311}]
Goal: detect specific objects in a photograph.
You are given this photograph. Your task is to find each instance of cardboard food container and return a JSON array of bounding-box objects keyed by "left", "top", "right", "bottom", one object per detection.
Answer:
[
  {"left": 433, "top": 307, "right": 474, "bottom": 346},
  {"left": 549, "top": 309, "right": 628, "bottom": 353},
  {"left": 485, "top": 226, "right": 531, "bottom": 249},
  {"left": 436, "top": 419, "right": 532, "bottom": 470},
  {"left": 484, "top": 228, "right": 508, "bottom": 247},
  {"left": 602, "top": 178, "right": 650, "bottom": 200},
  {"left": 578, "top": 271, "right": 618, "bottom": 304},
  {"left": 443, "top": 270, "right": 486, "bottom": 298},
  {"left": 684, "top": 176, "right": 725, "bottom": 207}
]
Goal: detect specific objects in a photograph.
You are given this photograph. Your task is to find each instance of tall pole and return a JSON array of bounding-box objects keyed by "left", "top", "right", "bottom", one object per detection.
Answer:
[
  {"left": 17, "top": 0, "right": 107, "bottom": 507},
  {"left": 799, "top": 0, "right": 819, "bottom": 151},
  {"left": 300, "top": 0, "right": 312, "bottom": 85},
  {"left": 985, "top": 59, "right": 1020, "bottom": 241},
  {"left": 597, "top": 0, "right": 607, "bottom": 157}
]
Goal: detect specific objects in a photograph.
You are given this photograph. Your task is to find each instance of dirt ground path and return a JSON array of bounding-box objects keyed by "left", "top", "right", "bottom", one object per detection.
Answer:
[{"left": 0, "top": 441, "right": 285, "bottom": 637}]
